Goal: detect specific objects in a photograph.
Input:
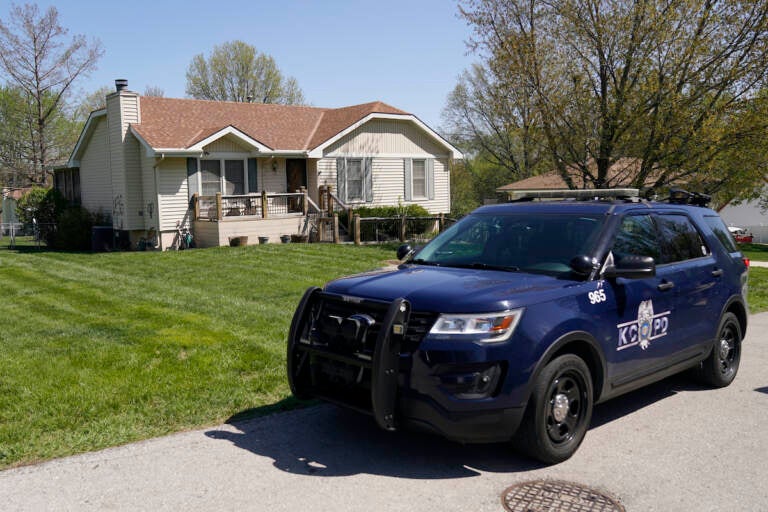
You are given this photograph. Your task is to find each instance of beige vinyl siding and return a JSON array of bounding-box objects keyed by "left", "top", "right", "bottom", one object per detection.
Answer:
[
  {"left": 106, "top": 91, "right": 140, "bottom": 230},
  {"left": 204, "top": 136, "right": 251, "bottom": 153},
  {"left": 306, "top": 159, "right": 319, "bottom": 204},
  {"left": 260, "top": 157, "right": 287, "bottom": 192},
  {"left": 324, "top": 119, "right": 446, "bottom": 157},
  {"left": 78, "top": 117, "right": 112, "bottom": 215},
  {"left": 192, "top": 217, "right": 303, "bottom": 248},
  {"left": 157, "top": 158, "right": 190, "bottom": 232},
  {"left": 141, "top": 154, "right": 159, "bottom": 231},
  {"left": 316, "top": 157, "right": 450, "bottom": 214},
  {"left": 122, "top": 132, "right": 144, "bottom": 229}
]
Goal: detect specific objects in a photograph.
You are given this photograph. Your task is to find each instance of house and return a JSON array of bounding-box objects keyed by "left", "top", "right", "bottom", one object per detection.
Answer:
[
  {"left": 496, "top": 158, "right": 659, "bottom": 200},
  {"left": 60, "top": 79, "right": 462, "bottom": 249},
  {"left": 717, "top": 191, "right": 768, "bottom": 243},
  {"left": 1, "top": 187, "right": 28, "bottom": 235},
  {"left": 498, "top": 161, "right": 768, "bottom": 243}
]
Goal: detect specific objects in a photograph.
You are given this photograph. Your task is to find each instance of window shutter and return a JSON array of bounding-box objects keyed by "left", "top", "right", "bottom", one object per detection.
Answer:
[
  {"left": 426, "top": 158, "right": 435, "bottom": 200},
  {"left": 364, "top": 157, "right": 373, "bottom": 203},
  {"left": 248, "top": 158, "right": 258, "bottom": 193},
  {"left": 186, "top": 157, "right": 198, "bottom": 200},
  {"left": 404, "top": 158, "right": 412, "bottom": 201},
  {"left": 336, "top": 158, "right": 347, "bottom": 202}
]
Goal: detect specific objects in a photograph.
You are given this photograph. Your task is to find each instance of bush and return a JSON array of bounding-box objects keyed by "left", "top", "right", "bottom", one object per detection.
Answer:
[
  {"left": 342, "top": 204, "right": 434, "bottom": 240},
  {"left": 16, "top": 187, "right": 67, "bottom": 245},
  {"left": 54, "top": 206, "right": 95, "bottom": 251}
]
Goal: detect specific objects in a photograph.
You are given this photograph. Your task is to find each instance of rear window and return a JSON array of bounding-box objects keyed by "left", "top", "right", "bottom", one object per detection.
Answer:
[{"left": 703, "top": 215, "right": 738, "bottom": 253}]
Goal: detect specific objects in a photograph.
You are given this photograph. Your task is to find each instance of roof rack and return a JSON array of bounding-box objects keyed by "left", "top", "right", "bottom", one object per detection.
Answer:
[
  {"left": 508, "top": 188, "right": 640, "bottom": 202},
  {"left": 667, "top": 188, "right": 711, "bottom": 207}
]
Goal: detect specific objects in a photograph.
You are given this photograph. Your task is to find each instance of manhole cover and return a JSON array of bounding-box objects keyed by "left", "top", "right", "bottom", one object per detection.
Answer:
[{"left": 501, "top": 480, "right": 624, "bottom": 512}]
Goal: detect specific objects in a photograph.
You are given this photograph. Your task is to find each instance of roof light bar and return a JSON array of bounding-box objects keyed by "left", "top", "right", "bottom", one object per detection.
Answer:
[{"left": 508, "top": 188, "right": 640, "bottom": 201}]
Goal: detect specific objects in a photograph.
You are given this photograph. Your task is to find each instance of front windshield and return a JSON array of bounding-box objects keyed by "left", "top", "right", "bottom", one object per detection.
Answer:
[{"left": 414, "top": 212, "right": 606, "bottom": 276}]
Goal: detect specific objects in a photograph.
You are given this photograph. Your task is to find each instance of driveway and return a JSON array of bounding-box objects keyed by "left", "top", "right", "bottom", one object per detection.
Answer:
[{"left": 2, "top": 313, "right": 767, "bottom": 512}]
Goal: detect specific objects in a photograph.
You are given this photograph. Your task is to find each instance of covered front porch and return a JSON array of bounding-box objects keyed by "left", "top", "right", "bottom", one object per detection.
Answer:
[{"left": 190, "top": 188, "right": 343, "bottom": 247}]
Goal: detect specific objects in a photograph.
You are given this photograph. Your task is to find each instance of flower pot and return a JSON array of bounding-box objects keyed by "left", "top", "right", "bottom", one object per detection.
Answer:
[
  {"left": 291, "top": 233, "right": 308, "bottom": 243},
  {"left": 229, "top": 236, "right": 248, "bottom": 247},
  {"left": 258, "top": 236, "right": 269, "bottom": 245},
  {"left": 280, "top": 234, "right": 292, "bottom": 244}
]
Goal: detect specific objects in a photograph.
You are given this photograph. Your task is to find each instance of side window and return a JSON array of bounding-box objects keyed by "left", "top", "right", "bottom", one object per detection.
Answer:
[
  {"left": 703, "top": 215, "right": 738, "bottom": 253},
  {"left": 656, "top": 214, "right": 709, "bottom": 263},
  {"left": 612, "top": 214, "right": 661, "bottom": 262}
]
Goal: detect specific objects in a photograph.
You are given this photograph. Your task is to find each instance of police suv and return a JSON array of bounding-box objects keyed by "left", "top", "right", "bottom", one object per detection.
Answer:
[{"left": 287, "top": 189, "right": 749, "bottom": 464}]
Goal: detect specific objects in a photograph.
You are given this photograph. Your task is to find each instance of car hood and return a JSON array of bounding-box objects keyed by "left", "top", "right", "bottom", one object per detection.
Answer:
[{"left": 323, "top": 265, "right": 576, "bottom": 312}]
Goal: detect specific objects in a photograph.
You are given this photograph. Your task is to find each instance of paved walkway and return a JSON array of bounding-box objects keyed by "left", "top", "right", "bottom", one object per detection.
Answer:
[
  {"left": 750, "top": 260, "right": 768, "bottom": 268},
  {"left": 1, "top": 313, "right": 767, "bottom": 512}
]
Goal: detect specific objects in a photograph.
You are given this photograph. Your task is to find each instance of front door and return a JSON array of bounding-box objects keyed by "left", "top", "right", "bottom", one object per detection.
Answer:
[
  {"left": 286, "top": 159, "right": 307, "bottom": 213},
  {"left": 286, "top": 159, "right": 307, "bottom": 192}
]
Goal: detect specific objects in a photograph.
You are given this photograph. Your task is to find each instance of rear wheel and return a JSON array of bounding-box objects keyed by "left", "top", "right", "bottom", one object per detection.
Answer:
[
  {"left": 698, "top": 312, "right": 741, "bottom": 388},
  {"left": 513, "top": 354, "right": 593, "bottom": 464}
]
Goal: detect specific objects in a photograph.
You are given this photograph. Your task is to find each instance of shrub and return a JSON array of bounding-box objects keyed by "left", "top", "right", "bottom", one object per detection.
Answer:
[
  {"left": 16, "top": 187, "right": 67, "bottom": 245},
  {"left": 54, "top": 206, "right": 95, "bottom": 251},
  {"left": 342, "top": 204, "right": 434, "bottom": 240}
]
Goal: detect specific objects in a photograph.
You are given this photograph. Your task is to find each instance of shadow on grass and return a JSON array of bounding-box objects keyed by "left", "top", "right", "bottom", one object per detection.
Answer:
[{"left": 206, "top": 374, "right": 702, "bottom": 479}]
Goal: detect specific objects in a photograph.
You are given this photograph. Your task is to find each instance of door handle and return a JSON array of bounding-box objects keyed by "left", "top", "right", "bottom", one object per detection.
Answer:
[
  {"left": 657, "top": 281, "right": 675, "bottom": 291},
  {"left": 711, "top": 268, "right": 724, "bottom": 277}
]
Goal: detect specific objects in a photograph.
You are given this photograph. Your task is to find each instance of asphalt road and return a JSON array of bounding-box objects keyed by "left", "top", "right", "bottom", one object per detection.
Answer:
[{"left": 2, "top": 313, "right": 767, "bottom": 512}]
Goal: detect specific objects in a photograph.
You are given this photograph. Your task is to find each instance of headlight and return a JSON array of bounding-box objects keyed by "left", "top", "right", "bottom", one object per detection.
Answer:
[{"left": 429, "top": 309, "right": 523, "bottom": 342}]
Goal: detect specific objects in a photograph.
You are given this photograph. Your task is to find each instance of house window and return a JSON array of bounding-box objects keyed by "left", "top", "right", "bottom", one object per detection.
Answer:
[
  {"left": 412, "top": 160, "right": 426, "bottom": 198},
  {"left": 347, "top": 159, "right": 363, "bottom": 201},
  {"left": 201, "top": 160, "right": 221, "bottom": 196},
  {"left": 224, "top": 160, "right": 245, "bottom": 195}
]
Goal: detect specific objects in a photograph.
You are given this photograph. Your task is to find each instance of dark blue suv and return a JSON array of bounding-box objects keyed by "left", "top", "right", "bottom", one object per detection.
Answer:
[{"left": 287, "top": 190, "right": 749, "bottom": 463}]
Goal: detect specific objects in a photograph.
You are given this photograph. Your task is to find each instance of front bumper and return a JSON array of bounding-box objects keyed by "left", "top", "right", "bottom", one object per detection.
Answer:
[{"left": 287, "top": 288, "right": 527, "bottom": 443}]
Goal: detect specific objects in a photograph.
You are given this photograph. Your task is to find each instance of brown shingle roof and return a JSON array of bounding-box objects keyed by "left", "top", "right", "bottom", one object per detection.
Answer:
[
  {"left": 497, "top": 158, "right": 658, "bottom": 192},
  {"left": 131, "top": 97, "right": 410, "bottom": 151}
]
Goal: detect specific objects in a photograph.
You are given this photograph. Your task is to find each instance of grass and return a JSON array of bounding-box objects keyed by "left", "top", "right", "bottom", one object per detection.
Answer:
[
  {"left": 0, "top": 241, "right": 393, "bottom": 469},
  {"left": 0, "top": 236, "right": 766, "bottom": 469},
  {"left": 738, "top": 242, "right": 768, "bottom": 262},
  {"left": 748, "top": 268, "right": 768, "bottom": 313}
]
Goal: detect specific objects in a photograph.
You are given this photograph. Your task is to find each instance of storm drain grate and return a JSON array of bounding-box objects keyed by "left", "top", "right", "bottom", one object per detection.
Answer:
[{"left": 501, "top": 480, "right": 624, "bottom": 512}]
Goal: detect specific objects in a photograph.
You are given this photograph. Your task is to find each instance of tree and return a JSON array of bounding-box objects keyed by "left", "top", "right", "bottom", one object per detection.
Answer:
[
  {"left": 0, "top": 3, "right": 103, "bottom": 185},
  {"left": 458, "top": 0, "right": 768, "bottom": 196},
  {"left": 442, "top": 63, "right": 548, "bottom": 182},
  {"left": 185, "top": 40, "right": 305, "bottom": 104},
  {"left": 143, "top": 85, "right": 164, "bottom": 97}
]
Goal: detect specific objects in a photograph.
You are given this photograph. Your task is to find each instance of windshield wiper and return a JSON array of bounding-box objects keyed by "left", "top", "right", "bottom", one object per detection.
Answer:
[
  {"left": 410, "top": 258, "right": 441, "bottom": 266},
  {"left": 449, "top": 262, "right": 520, "bottom": 272}
]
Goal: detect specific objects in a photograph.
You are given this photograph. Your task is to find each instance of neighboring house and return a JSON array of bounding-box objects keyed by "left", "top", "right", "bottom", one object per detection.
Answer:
[
  {"left": 1, "top": 187, "right": 27, "bottom": 235},
  {"left": 496, "top": 158, "right": 659, "bottom": 200},
  {"left": 59, "top": 80, "right": 462, "bottom": 249},
  {"left": 718, "top": 191, "right": 768, "bottom": 244}
]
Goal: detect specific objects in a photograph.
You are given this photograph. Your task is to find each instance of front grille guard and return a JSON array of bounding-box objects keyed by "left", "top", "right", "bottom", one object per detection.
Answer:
[{"left": 287, "top": 287, "right": 410, "bottom": 431}]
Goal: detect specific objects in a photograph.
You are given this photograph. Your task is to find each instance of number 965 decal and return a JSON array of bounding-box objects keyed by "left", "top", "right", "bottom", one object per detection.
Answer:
[{"left": 588, "top": 289, "right": 607, "bottom": 304}]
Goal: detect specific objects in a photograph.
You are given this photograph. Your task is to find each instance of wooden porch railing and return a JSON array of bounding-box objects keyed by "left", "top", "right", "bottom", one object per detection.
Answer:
[{"left": 193, "top": 189, "right": 308, "bottom": 221}]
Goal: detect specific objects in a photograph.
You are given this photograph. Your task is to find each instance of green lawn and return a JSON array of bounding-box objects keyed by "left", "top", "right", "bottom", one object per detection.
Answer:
[
  {"left": 0, "top": 242, "right": 393, "bottom": 469},
  {"left": 0, "top": 239, "right": 766, "bottom": 470},
  {"left": 738, "top": 242, "right": 768, "bottom": 262}
]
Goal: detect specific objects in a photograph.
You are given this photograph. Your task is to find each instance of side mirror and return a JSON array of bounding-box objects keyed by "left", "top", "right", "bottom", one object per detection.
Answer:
[
  {"left": 396, "top": 244, "right": 413, "bottom": 261},
  {"left": 570, "top": 255, "right": 599, "bottom": 276},
  {"left": 603, "top": 255, "right": 656, "bottom": 280}
]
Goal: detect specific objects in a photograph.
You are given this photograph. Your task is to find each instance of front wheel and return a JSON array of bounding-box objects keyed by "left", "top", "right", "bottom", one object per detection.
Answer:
[
  {"left": 513, "top": 354, "right": 593, "bottom": 464},
  {"left": 697, "top": 312, "right": 742, "bottom": 388}
]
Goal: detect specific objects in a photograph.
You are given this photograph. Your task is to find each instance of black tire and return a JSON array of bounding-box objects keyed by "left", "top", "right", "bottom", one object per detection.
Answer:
[
  {"left": 698, "top": 312, "right": 741, "bottom": 388},
  {"left": 513, "top": 354, "right": 593, "bottom": 464}
]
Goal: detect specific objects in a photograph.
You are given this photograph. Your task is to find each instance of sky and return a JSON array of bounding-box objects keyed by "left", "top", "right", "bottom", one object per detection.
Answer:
[{"left": 17, "top": 0, "right": 477, "bottom": 129}]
